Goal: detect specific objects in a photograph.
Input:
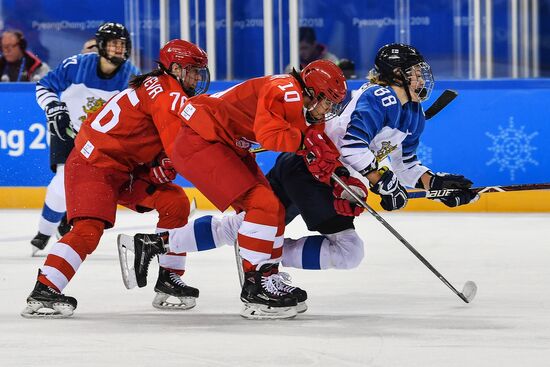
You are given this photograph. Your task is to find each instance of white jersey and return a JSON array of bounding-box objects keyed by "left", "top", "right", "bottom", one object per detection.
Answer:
[
  {"left": 326, "top": 83, "right": 430, "bottom": 188},
  {"left": 36, "top": 53, "right": 139, "bottom": 132}
]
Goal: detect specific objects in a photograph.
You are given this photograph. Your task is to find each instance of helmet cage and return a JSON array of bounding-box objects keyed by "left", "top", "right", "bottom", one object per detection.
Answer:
[
  {"left": 404, "top": 61, "right": 434, "bottom": 102},
  {"left": 305, "top": 93, "right": 345, "bottom": 123},
  {"left": 95, "top": 23, "right": 131, "bottom": 66},
  {"left": 373, "top": 43, "right": 434, "bottom": 102},
  {"left": 180, "top": 64, "right": 210, "bottom": 96}
]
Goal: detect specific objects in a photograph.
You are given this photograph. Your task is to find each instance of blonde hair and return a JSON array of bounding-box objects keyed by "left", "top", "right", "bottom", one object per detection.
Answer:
[{"left": 367, "top": 68, "right": 390, "bottom": 86}]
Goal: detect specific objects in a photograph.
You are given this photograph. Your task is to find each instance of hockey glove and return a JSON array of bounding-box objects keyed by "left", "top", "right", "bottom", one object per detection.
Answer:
[
  {"left": 46, "top": 101, "right": 75, "bottom": 141},
  {"left": 435, "top": 189, "right": 479, "bottom": 207},
  {"left": 370, "top": 167, "right": 408, "bottom": 211},
  {"left": 429, "top": 172, "right": 473, "bottom": 190},
  {"left": 149, "top": 155, "right": 177, "bottom": 184},
  {"left": 298, "top": 129, "right": 339, "bottom": 184},
  {"left": 331, "top": 167, "right": 368, "bottom": 216},
  {"left": 429, "top": 172, "right": 479, "bottom": 207}
]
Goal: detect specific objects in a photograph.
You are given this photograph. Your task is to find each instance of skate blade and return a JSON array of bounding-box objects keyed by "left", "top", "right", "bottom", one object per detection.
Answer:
[
  {"left": 239, "top": 302, "right": 297, "bottom": 320},
  {"left": 31, "top": 246, "right": 45, "bottom": 257},
  {"left": 21, "top": 301, "right": 75, "bottom": 319},
  {"left": 152, "top": 293, "right": 197, "bottom": 311},
  {"left": 117, "top": 234, "right": 137, "bottom": 289},
  {"left": 296, "top": 302, "right": 308, "bottom": 314},
  {"left": 31, "top": 243, "right": 51, "bottom": 257}
]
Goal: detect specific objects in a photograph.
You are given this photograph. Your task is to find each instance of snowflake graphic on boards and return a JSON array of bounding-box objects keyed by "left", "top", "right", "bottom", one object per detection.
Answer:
[
  {"left": 416, "top": 142, "right": 432, "bottom": 166},
  {"left": 485, "top": 117, "right": 538, "bottom": 181}
]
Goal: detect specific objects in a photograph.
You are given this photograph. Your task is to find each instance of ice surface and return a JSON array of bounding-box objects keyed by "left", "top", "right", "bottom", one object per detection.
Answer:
[{"left": 1, "top": 209, "right": 549, "bottom": 366}]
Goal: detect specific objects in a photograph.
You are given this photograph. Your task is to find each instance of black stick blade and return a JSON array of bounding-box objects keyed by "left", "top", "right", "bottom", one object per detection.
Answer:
[{"left": 425, "top": 89, "right": 458, "bottom": 120}]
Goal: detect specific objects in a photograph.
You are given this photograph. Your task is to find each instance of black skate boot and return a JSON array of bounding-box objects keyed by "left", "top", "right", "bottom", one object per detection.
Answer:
[
  {"left": 240, "top": 263, "right": 298, "bottom": 319},
  {"left": 152, "top": 267, "right": 199, "bottom": 310},
  {"left": 117, "top": 233, "right": 168, "bottom": 289},
  {"left": 272, "top": 271, "right": 308, "bottom": 313},
  {"left": 21, "top": 276, "right": 77, "bottom": 318},
  {"left": 56, "top": 214, "right": 72, "bottom": 238},
  {"left": 30, "top": 232, "right": 50, "bottom": 256}
]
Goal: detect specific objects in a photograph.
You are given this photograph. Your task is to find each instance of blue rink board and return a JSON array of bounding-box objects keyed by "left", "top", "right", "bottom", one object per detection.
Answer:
[{"left": 0, "top": 80, "right": 549, "bottom": 187}]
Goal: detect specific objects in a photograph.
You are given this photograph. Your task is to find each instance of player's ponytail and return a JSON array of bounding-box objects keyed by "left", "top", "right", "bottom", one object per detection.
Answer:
[{"left": 129, "top": 69, "right": 164, "bottom": 89}]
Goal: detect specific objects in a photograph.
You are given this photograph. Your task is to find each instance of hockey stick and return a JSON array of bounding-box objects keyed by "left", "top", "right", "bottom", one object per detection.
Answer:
[
  {"left": 234, "top": 240, "right": 245, "bottom": 287},
  {"left": 408, "top": 182, "right": 550, "bottom": 199},
  {"left": 331, "top": 173, "right": 477, "bottom": 303},
  {"left": 424, "top": 89, "right": 458, "bottom": 120}
]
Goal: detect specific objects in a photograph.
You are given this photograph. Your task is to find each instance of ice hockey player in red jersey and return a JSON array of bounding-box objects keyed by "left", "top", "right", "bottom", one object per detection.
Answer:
[
  {"left": 21, "top": 39, "right": 210, "bottom": 318},
  {"left": 119, "top": 60, "right": 347, "bottom": 319}
]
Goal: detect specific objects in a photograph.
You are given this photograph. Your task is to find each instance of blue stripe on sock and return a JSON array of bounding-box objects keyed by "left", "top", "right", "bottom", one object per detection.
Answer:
[
  {"left": 41, "top": 205, "right": 65, "bottom": 223},
  {"left": 194, "top": 216, "right": 216, "bottom": 251},
  {"left": 302, "top": 235, "right": 324, "bottom": 270}
]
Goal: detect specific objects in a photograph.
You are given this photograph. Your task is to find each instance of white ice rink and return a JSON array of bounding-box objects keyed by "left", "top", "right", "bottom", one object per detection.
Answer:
[{"left": 1, "top": 209, "right": 549, "bottom": 366}]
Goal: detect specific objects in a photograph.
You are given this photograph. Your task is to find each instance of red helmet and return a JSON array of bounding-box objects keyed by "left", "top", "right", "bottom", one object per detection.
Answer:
[
  {"left": 299, "top": 60, "right": 347, "bottom": 122},
  {"left": 159, "top": 39, "right": 210, "bottom": 96},
  {"left": 300, "top": 60, "right": 347, "bottom": 104}
]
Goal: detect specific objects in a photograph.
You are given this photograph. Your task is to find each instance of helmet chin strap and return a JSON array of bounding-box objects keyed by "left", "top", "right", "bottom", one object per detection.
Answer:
[
  {"left": 396, "top": 69, "right": 413, "bottom": 102},
  {"left": 106, "top": 55, "right": 126, "bottom": 66},
  {"left": 416, "top": 88, "right": 427, "bottom": 99}
]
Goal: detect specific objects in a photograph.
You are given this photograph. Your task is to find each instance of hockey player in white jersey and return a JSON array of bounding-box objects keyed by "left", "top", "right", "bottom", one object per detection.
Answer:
[{"left": 31, "top": 22, "right": 139, "bottom": 255}]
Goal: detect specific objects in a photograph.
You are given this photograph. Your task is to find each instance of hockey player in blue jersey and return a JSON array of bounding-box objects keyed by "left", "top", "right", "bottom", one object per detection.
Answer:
[
  {"left": 31, "top": 22, "right": 139, "bottom": 255},
  {"left": 326, "top": 43, "right": 479, "bottom": 208},
  {"left": 265, "top": 43, "right": 480, "bottom": 274}
]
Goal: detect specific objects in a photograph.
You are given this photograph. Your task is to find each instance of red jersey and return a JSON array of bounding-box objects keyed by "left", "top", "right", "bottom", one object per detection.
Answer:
[
  {"left": 180, "top": 75, "right": 323, "bottom": 152},
  {"left": 74, "top": 74, "right": 189, "bottom": 172}
]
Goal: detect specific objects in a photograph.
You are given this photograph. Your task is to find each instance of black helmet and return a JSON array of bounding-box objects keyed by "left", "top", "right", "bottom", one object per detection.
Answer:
[
  {"left": 95, "top": 22, "right": 131, "bottom": 65},
  {"left": 373, "top": 43, "right": 434, "bottom": 101}
]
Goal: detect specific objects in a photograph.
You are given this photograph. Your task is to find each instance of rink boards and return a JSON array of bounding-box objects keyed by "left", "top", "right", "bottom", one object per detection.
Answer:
[{"left": 1, "top": 80, "right": 549, "bottom": 212}]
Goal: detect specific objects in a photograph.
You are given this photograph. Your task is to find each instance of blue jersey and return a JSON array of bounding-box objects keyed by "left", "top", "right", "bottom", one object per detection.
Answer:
[
  {"left": 36, "top": 53, "right": 140, "bottom": 131},
  {"left": 326, "top": 83, "right": 430, "bottom": 187}
]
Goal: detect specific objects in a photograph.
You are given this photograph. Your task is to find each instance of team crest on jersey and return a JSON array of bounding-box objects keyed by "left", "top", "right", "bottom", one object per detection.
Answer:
[
  {"left": 79, "top": 97, "right": 107, "bottom": 122},
  {"left": 375, "top": 141, "right": 397, "bottom": 161}
]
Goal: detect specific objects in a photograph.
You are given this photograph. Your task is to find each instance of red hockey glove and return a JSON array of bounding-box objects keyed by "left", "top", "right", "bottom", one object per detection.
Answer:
[
  {"left": 149, "top": 156, "right": 176, "bottom": 184},
  {"left": 331, "top": 168, "right": 368, "bottom": 216},
  {"left": 298, "top": 129, "right": 339, "bottom": 184}
]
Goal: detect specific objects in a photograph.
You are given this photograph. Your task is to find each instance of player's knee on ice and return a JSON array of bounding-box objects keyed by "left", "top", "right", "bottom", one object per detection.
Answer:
[{"left": 325, "top": 229, "right": 364, "bottom": 269}]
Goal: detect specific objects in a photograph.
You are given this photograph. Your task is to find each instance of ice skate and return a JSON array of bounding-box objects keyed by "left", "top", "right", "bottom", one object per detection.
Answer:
[
  {"left": 272, "top": 271, "right": 308, "bottom": 313},
  {"left": 117, "top": 233, "right": 168, "bottom": 289},
  {"left": 30, "top": 232, "right": 50, "bottom": 257},
  {"left": 240, "top": 264, "right": 298, "bottom": 320},
  {"left": 21, "top": 278, "right": 77, "bottom": 319},
  {"left": 152, "top": 268, "right": 199, "bottom": 310}
]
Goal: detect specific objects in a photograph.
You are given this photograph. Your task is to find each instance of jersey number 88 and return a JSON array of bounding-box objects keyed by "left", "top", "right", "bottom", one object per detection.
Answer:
[{"left": 374, "top": 87, "right": 397, "bottom": 107}]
